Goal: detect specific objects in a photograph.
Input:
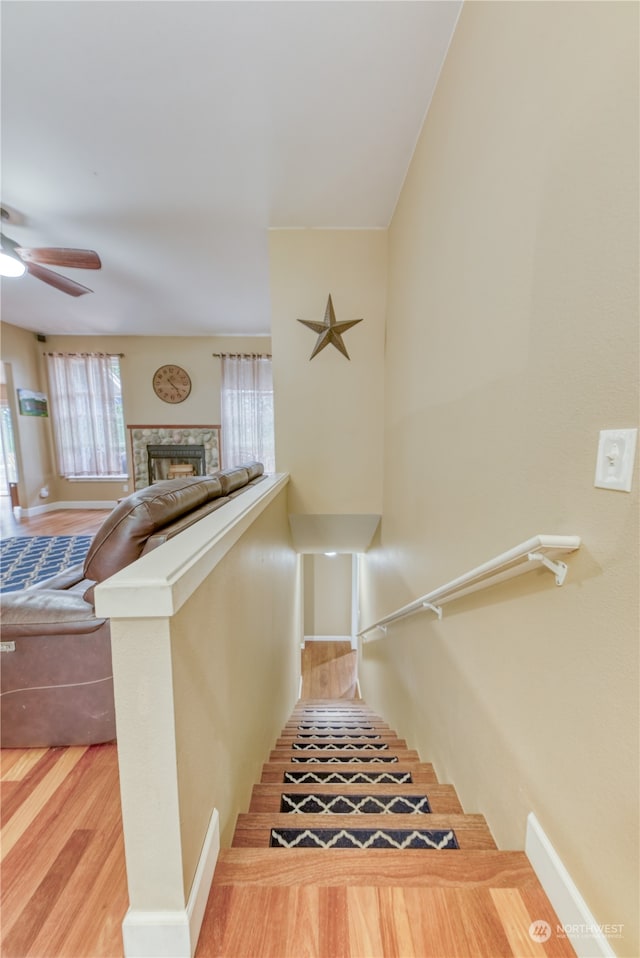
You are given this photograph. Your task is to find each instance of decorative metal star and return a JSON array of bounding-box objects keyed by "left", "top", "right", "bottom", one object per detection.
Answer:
[{"left": 297, "top": 294, "right": 363, "bottom": 360}]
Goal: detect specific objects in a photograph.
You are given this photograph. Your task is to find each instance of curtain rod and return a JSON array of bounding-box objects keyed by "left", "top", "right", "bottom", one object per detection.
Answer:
[
  {"left": 43, "top": 352, "right": 125, "bottom": 358},
  {"left": 212, "top": 352, "right": 272, "bottom": 359}
]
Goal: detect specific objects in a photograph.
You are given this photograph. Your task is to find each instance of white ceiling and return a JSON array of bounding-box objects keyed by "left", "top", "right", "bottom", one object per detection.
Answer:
[{"left": 1, "top": 1, "right": 461, "bottom": 338}]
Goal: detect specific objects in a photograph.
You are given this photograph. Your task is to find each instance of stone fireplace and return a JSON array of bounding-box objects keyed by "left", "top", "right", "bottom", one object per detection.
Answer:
[{"left": 128, "top": 425, "right": 221, "bottom": 490}]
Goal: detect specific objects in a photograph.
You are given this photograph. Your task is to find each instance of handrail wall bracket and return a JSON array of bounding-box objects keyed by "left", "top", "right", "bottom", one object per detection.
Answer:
[
  {"left": 423, "top": 601, "right": 443, "bottom": 620},
  {"left": 527, "top": 552, "right": 568, "bottom": 586}
]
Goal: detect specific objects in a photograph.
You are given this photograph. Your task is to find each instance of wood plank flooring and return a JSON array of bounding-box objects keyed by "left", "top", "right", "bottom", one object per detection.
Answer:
[
  {"left": 1, "top": 499, "right": 109, "bottom": 539},
  {"left": 301, "top": 639, "right": 359, "bottom": 699},
  {"left": 0, "top": 744, "right": 127, "bottom": 958}
]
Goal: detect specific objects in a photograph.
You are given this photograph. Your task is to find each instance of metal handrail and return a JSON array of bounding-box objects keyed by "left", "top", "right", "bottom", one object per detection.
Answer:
[{"left": 358, "top": 534, "right": 581, "bottom": 639}]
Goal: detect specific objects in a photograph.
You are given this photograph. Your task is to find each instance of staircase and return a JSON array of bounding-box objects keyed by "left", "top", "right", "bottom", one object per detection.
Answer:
[{"left": 197, "top": 696, "right": 576, "bottom": 957}]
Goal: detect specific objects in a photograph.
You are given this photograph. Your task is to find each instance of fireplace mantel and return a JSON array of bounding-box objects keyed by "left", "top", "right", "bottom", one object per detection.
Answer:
[{"left": 127, "top": 424, "right": 221, "bottom": 490}]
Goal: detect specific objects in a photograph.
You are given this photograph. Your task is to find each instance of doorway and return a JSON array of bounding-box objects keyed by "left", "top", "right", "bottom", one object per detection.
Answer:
[{"left": 0, "top": 363, "right": 19, "bottom": 509}]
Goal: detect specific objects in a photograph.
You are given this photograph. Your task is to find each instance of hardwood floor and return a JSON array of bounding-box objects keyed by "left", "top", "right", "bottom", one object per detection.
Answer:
[
  {"left": 1, "top": 497, "right": 109, "bottom": 539},
  {"left": 1, "top": 745, "right": 127, "bottom": 958},
  {"left": 301, "top": 639, "right": 359, "bottom": 699}
]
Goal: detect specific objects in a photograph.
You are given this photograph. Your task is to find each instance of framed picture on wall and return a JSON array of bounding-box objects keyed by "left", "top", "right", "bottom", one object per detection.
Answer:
[{"left": 17, "top": 388, "right": 49, "bottom": 417}]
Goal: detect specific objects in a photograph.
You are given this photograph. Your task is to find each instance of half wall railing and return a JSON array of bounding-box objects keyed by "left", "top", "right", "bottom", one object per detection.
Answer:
[
  {"left": 358, "top": 534, "right": 581, "bottom": 640},
  {"left": 95, "top": 472, "right": 299, "bottom": 958}
]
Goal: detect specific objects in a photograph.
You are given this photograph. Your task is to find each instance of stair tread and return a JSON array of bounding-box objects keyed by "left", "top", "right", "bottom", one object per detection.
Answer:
[
  {"left": 260, "top": 762, "right": 437, "bottom": 783},
  {"left": 284, "top": 719, "right": 390, "bottom": 727},
  {"left": 232, "top": 813, "right": 498, "bottom": 850},
  {"left": 275, "top": 737, "right": 408, "bottom": 748},
  {"left": 264, "top": 760, "right": 431, "bottom": 770},
  {"left": 236, "top": 812, "right": 491, "bottom": 829},
  {"left": 198, "top": 882, "right": 576, "bottom": 957},
  {"left": 270, "top": 748, "right": 420, "bottom": 760},
  {"left": 250, "top": 783, "right": 463, "bottom": 815},
  {"left": 253, "top": 782, "right": 450, "bottom": 795},
  {"left": 279, "top": 728, "right": 406, "bottom": 748},
  {"left": 213, "top": 848, "right": 540, "bottom": 887}
]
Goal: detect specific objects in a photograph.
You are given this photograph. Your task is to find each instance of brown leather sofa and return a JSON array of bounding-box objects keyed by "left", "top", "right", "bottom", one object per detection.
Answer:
[{"left": 0, "top": 463, "right": 265, "bottom": 748}]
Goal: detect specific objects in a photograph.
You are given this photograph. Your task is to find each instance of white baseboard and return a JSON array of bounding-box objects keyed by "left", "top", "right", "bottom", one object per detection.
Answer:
[
  {"left": 122, "top": 808, "right": 220, "bottom": 958},
  {"left": 303, "top": 635, "right": 352, "bottom": 643},
  {"left": 21, "top": 500, "right": 116, "bottom": 517},
  {"left": 525, "top": 813, "right": 619, "bottom": 958}
]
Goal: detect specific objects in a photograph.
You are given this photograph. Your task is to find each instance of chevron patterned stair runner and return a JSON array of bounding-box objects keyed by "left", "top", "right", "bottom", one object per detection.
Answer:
[{"left": 201, "top": 698, "right": 577, "bottom": 957}]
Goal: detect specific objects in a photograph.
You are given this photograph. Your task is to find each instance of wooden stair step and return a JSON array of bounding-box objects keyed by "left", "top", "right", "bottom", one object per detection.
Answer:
[
  {"left": 283, "top": 720, "right": 390, "bottom": 728},
  {"left": 260, "top": 762, "right": 437, "bottom": 783},
  {"left": 295, "top": 699, "right": 368, "bottom": 706},
  {"left": 280, "top": 727, "right": 406, "bottom": 748},
  {"left": 269, "top": 748, "right": 421, "bottom": 763},
  {"left": 275, "top": 736, "right": 407, "bottom": 749},
  {"left": 198, "top": 880, "right": 575, "bottom": 957},
  {"left": 232, "top": 813, "right": 497, "bottom": 850},
  {"left": 213, "top": 848, "right": 540, "bottom": 887},
  {"left": 249, "top": 783, "right": 463, "bottom": 814},
  {"left": 290, "top": 709, "right": 381, "bottom": 718},
  {"left": 292, "top": 713, "right": 377, "bottom": 720},
  {"left": 281, "top": 726, "right": 391, "bottom": 735}
]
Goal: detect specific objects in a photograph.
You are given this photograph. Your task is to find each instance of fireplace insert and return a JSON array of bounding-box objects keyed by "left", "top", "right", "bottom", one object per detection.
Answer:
[{"left": 147, "top": 444, "right": 206, "bottom": 484}]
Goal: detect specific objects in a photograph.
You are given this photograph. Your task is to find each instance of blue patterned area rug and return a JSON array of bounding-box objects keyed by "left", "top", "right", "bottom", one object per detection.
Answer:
[{"left": 0, "top": 535, "right": 93, "bottom": 593}]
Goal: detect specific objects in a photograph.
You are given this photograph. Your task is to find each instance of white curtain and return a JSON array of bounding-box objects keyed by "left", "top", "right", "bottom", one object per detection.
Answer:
[
  {"left": 220, "top": 354, "right": 275, "bottom": 472},
  {"left": 46, "top": 353, "right": 126, "bottom": 478}
]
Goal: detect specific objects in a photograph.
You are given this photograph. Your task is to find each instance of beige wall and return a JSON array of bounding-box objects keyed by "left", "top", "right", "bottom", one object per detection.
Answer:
[
  {"left": 359, "top": 3, "right": 639, "bottom": 954},
  {"left": 269, "top": 230, "right": 386, "bottom": 515},
  {"left": 0, "top": 322, "right": 54, "bottom": 509},
  {"left": 0, "top": 327, "right": 269, "bottom": 505},
  {"left": 303, "top": 553, "right": 352, "bottom": 637}
]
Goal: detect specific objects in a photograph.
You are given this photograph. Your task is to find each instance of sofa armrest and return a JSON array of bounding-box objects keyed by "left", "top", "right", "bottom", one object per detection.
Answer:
[{"left": 0, "top": 589, "right": 105, "bottom": 637}]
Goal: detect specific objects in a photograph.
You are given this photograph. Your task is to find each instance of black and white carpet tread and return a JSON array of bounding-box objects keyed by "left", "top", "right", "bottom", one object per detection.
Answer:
[
  {"left": 270, "top": 827, "right": 458, "bottom": 850},
  {"left": 283, "top": 770, "right": 412, "bottom": 785},
  {"left": 280, "top": 793, "right": 432, "bottom": 814}
]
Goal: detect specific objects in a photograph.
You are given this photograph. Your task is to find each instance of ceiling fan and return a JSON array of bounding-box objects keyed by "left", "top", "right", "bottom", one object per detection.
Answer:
[{"left": 0, "top": 220, "right": 101, "bottom": 297}]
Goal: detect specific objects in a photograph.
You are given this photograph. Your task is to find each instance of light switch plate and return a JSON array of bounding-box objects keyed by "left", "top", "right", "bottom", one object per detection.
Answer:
[{"left": 594, "top": 428, "right": 637, "bottom": 492}]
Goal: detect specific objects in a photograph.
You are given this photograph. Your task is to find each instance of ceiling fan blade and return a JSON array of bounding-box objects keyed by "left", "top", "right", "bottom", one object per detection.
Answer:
[
  {"left": 26, "top": 262, "right": 93, "bottom": 297},
  {"left": 17, "top": 247, "right": 101, "bottom": 269}
]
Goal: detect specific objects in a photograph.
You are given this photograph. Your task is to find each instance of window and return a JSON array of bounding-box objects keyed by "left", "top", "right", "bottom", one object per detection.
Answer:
[
  {"left": 220, "top": 353, "right": 275, "bottom": 472},
  {"left": 45, "top": 352, "right": 127, "bottom": 478}
]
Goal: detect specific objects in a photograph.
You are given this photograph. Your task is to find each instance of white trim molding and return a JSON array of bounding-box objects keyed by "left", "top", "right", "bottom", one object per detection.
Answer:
[
  {"left": 21, "top": 500, "right": 117, "bottom": 516},
  {"left": 303, "top": 634, "right": 353, "bottom": 643},
  {"left": 122, "top": 808, "right": 220, "bottom": 958},
  {"left": 525, "top": 813, "right": 618, "bottom": 958}
]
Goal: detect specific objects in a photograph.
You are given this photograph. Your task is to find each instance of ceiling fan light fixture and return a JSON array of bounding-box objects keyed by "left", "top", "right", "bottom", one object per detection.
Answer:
[{"left": 0, "top": 251, "right": 26, "bottom": 277}]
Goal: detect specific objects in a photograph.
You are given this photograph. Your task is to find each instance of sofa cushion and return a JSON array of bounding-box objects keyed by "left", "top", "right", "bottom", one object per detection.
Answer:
[
  {"left": 83, "top": 476, "right": 223, "bottom": 591},
  {"left": 219, "top": 466, "right": 250, "bottom": 495},
  {"left": 245, "top": 461, "right": 265, "bottom": 481},
  {"left": 0, "top": 588, "right": 105, "bottom": 636},
  {"left": 141, "top": 495, "right": 232, "bottom": 553}
]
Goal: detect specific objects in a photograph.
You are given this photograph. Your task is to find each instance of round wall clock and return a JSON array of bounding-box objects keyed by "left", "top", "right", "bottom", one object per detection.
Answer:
[{"left": 152, "top": 365, "right": 192, "bottom": 404}]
